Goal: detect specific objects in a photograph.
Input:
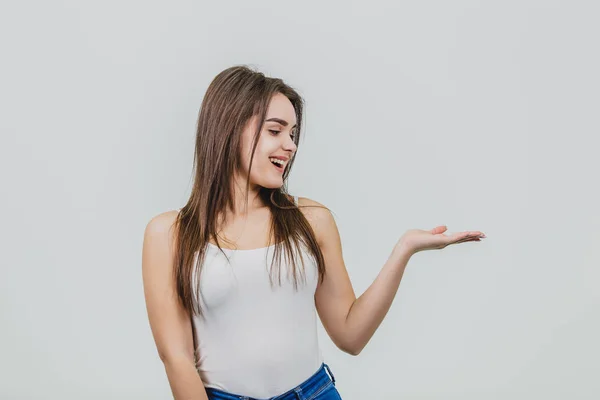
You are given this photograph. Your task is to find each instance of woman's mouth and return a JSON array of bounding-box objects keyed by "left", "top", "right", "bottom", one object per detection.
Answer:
[{"left": 269, "top": 157, "right": 286, "bottom": 173}]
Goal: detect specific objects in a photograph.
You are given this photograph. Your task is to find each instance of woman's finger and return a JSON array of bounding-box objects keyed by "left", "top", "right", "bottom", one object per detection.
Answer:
[
  {"left": 454, "top": 234, "right": 483, "bottom": 244},
  {"left": 456, "top": 238, "right": 481, "bottom": 244}
]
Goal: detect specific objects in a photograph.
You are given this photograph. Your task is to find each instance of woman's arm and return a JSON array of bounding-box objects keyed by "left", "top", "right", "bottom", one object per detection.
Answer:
[
  {"left": 142, "top": 211, "right": 209, "bottom": 400},
  {"left": 304, "top": 197, "right": 484, "bottom": 356},
  {"left": 301, "top": 197, "right": 413, "bottom": 356}
]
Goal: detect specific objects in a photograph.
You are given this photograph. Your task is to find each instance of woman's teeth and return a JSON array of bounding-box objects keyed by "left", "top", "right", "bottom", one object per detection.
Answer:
[{"left": 269, "top": 158, "right": 285, "bottom": 167}]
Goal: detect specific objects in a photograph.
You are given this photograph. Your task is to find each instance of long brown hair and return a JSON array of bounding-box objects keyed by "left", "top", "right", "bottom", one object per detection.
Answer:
[{"left": 173, "top": 65, "right": 327, "bottom": 317}]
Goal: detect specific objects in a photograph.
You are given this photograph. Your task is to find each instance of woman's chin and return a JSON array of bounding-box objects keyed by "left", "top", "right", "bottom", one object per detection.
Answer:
[
  {"left": 249, "top": 169, "right": 285, "bottom": 189},
  {"left": 257, "top": 177, "right": 284, "bottom": 189}
]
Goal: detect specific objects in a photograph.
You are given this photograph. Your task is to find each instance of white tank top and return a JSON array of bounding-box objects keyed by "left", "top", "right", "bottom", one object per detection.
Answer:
[{"left": 181, "top": 198, "right": 324, "bottom": 398}]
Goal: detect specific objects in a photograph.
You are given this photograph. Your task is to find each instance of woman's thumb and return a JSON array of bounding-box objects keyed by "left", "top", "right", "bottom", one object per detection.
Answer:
[{"left": 431, "top": 225, "right": 447, "bottom": 234}]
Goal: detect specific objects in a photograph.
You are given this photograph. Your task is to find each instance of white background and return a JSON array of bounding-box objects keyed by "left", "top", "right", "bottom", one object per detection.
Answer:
[{"left": 1, "top": 1, "right": 599, "bottom": 399}]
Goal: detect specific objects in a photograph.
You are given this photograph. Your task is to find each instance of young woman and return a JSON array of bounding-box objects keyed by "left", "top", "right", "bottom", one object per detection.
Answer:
[{"left": 142, "top": 65, "right": 486, "bottom": 400}]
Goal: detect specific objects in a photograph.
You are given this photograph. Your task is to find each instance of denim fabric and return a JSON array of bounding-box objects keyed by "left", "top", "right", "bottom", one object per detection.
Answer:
[{"left": 205, "top": 363, "right": 342, "bottom": 400}]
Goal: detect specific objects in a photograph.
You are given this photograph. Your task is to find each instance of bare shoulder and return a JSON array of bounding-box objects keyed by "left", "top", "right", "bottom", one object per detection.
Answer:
[
  {"left": 142, "top": 209, "right": 195, "bottom": 364},
  {"left": 296, "top": 196, "right": 337, "bottom": 247},
  {"left": 143, "top": 210, "right": 181, "bottom": 262},
  {"left": 296, "top": 196, "right": 330, "bottom": 218},
  {"left": 144, "top": 209, "right": 180, "bottom": 237}
]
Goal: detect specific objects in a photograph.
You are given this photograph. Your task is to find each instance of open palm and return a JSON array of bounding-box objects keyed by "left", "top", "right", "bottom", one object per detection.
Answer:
[{"left": 398, "top": 226, "right": 486, "bottom": 254}]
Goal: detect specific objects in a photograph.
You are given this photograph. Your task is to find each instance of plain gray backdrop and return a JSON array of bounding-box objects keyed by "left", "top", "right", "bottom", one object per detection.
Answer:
[{"left": 1, "top": 0, "right": 598, "bottom": 399}]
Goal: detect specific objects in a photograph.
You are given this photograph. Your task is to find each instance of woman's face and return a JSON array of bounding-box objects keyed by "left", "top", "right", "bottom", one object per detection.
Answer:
[{"left": 238, "top": 93, "right": 298, "bottom": 189}]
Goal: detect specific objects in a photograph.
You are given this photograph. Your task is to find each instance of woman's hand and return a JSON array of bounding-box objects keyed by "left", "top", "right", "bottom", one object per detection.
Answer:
[{"left": 396, "top": 226, "right": 486, "bottom": 255}]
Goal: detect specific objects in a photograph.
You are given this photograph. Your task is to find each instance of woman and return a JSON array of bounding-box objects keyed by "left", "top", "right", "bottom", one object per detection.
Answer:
[{"left": 141, "top": 65, "right": 486, "bottom": 400}]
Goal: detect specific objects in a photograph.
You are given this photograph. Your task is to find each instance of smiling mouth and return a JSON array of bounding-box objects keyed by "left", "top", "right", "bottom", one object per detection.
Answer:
[
  {"left": 269, "top": 159, "right": 286, "bottom": 172},
  {"left": 271, "top": 162, "right": 284, "bottom": 172}
]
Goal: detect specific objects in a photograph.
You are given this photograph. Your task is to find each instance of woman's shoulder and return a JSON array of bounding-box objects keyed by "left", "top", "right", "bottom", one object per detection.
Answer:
[
  {"left": 144, "top": 209, "right": 181, "bottom": 243},
  {"left": 142, "top": 210, "right": 181, "bottom": 281},
  {"left": 295, "top": 196, "right": 336, "bottom": 244},
  {"left": 296, "top": 196, "right": 330, "bottom": 214}
]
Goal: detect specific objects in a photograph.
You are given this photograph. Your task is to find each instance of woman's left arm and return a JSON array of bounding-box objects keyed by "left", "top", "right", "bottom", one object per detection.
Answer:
[
  {"left": 308, "top": 199, "right": 411, "bottom": 356},
  {"left": 305, "top": 197, "right": 485, "bottom": 356}
]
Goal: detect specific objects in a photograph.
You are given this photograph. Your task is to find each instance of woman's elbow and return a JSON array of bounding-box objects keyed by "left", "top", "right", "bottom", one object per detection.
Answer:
[{"left": 335, "top": 338, "right": 363, "bottom": 356}]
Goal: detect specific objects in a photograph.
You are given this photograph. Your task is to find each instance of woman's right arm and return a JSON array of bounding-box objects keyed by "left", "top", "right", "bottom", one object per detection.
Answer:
[{"left": 142, "top": 211, "right": 209, "bottom": 400}]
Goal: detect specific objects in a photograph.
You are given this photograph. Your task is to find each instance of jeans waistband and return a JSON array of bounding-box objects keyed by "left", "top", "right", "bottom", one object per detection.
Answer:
[{"left": 205, "top": 362, "right": 336, "bottom": 400}]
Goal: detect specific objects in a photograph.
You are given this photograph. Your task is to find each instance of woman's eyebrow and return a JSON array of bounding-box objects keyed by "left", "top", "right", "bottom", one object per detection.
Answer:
[{"left": 265, "top": 117, "right": 297, "bottom": 129}]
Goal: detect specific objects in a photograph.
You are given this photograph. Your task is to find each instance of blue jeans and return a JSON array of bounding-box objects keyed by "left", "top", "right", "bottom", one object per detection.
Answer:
[{"left": 205, "top": 363, "right": 342, "bottom": 400}]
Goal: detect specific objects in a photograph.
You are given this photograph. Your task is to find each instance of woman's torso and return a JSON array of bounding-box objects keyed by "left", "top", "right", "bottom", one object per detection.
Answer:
[{"left": 180, "top": 196, "right": 324, "bottom": 398}]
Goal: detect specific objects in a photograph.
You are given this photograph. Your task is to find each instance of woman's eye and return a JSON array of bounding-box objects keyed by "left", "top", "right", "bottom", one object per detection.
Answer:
[{"left": 269, "top": 129, "right": 295, "bottom": 141}]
